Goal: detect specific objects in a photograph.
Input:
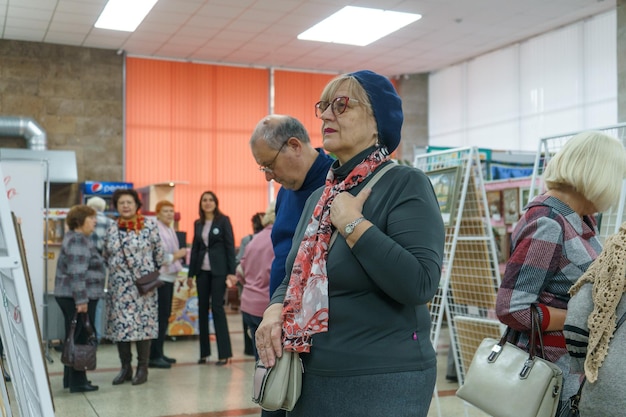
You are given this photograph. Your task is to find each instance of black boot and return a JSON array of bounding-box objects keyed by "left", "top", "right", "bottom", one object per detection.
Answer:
[
  {"left": 69, "top": 368, "right": 98, "bottom": 393},
  {"left": 112, "top": 342, "right": 133, "bottom": 385},
  {"left": 63, "top": 366, "right": 69, "bottom": 388},
  {"left": 132, "top": 340, "right": 150, "bottom": 385}
]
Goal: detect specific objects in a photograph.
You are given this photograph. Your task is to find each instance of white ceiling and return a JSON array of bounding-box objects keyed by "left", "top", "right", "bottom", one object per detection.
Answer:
[{"left": 0, "top": 0, "right": 616, "bottom": 77}]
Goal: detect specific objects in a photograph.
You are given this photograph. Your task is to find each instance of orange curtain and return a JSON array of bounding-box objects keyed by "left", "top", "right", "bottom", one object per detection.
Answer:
[
  {"left": 126, "top": 61, "right": 341, "bottom": 243},
  {"left": 126, "top": 58, "right": 270, "bottom": 243}
]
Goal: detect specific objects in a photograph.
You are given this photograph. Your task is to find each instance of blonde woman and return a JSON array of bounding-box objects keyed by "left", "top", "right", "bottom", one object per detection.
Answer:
[{"left": 497, "top": 131, "right": 626, "bottom": 414}]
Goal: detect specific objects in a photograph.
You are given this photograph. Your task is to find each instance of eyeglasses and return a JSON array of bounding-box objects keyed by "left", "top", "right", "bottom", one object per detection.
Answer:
[
  {"left": 258, "top": 140, "right": 288, "bottom": 174},
  {"left": 315, "top": 96, "right": 359, "bottom": 119}
]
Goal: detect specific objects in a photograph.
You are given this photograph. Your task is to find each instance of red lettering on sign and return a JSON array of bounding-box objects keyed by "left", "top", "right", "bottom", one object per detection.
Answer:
[{"left": 4, "top": 176, "right": 17, "bottom": 200}]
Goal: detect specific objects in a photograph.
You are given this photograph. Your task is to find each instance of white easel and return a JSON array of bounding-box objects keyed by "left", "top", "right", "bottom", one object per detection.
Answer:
[
  {"left": 415, "top": 147, "right": 503, "bottom": 417},
  {"left": 0, "top": 164, "right": 54, "bottom": 416}
]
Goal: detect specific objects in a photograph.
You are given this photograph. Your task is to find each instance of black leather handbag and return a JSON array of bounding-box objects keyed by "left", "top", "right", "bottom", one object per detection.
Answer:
[
  {"left": 61, "top": 312, "right": 97, "bottom": 371},
  {"left": 135, "top": 271, "right": 164, "bottom": 295}
]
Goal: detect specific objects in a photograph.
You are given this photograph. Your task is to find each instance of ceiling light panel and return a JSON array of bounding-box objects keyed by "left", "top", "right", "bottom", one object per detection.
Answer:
[
  {"left": 297, "top": 6, "right": 421, "bottom": 46},
  {"left": 95, "top": 0, "right": 158, "bottom": 32}
]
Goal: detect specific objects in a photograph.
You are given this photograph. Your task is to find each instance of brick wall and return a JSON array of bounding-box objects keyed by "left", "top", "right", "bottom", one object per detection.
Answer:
[{"left": 0, "top": 40, "right": 124, "bottom": 206}]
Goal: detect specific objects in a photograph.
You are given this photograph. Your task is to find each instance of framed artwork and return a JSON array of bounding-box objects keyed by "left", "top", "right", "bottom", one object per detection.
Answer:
[
  {"left": 486, "top": 190, "right": 502, "bottom": 222},
  {"left": 426, "top": 166, "right": 461, "bottom": 225},
  {"left": 502, "top": 188, "right": 520, "bottom": 224},
  {"left": 519, "top": 187, "right": 531, "bottom": 212}
]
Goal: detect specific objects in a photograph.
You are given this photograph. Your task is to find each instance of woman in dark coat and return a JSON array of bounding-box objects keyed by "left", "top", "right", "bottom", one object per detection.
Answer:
[{"left": 188, "top": 191, "right": 236, "bottom": 365}]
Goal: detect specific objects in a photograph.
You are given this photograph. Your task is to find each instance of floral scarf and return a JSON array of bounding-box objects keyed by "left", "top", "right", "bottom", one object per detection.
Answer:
[
  {"left": 281, "top": 147, "right": 389, "bottom": 353},
  {"left": 117, "top": 213, "right": 145, "bottom": 232}
]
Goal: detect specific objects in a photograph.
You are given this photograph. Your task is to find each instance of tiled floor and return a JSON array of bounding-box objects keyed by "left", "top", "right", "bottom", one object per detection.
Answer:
[{"left": 16, "top": 312, "right": 489, "bottom": 417}]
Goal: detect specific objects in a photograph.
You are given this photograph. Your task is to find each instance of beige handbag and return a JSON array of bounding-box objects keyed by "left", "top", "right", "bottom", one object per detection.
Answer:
[
  {"left": 456, "top": 305, "right": 563, "bottom": 417},
  {"left": 252, "top": 351, "right": 302, "bottom": 411}
]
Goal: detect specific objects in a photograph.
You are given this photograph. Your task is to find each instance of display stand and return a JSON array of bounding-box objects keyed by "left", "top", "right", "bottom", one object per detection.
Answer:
[
  {"left": 529, "top": 123, "right": 626, "bottom": 242},
  {"left": 484, "top": 176, "right": 541, "bottom": 266},
  {"left": 0, "top": 165, "right": 55, "bottom": 416},
  {"left": 414, "top": 147, "right": 503, "bottom": 417}
]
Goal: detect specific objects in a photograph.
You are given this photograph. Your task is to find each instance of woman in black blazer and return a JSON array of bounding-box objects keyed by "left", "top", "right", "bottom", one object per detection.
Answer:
[{"left": 188, "top": 191, "right": 236, "bottom": 365}]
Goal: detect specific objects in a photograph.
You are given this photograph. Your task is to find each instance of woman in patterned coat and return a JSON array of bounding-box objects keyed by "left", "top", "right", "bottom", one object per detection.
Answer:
[{"left": 104, "top": 188, "right": 164, "bottom": 386}]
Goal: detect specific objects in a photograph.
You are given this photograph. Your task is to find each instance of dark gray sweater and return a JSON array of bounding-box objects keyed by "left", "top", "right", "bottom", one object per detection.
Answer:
[{"left": 271, "top": 149, "right": 445, "bottom": 377}]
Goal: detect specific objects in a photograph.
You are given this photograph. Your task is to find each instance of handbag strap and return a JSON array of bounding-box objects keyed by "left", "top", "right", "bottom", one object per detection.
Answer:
[
  {"left": 328, "top": 162, "right": 397, "bottom": 249},
  {"left": 529, "top": 303, "right": 546, "bottom": 360},
  {"left": 70, "top": 311, "right": 96, "bottom": 340},
  {"left": 68, "top": 311, "right": 78, "bottom": 340},
  {"left": 497, "top": 304, "right": 545, "bottom": 360}
]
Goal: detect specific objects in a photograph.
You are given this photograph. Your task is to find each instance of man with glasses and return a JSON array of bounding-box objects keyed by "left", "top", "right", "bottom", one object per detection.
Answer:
[
  {"left": 250, "top": 115, "right": 333, "bottom": 417},
  {"left": 250, "top": 114, "right": 334, "bottom": 300}
]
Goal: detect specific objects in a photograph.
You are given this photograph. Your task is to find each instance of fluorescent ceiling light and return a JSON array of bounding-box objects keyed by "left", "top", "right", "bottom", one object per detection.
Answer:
[
  {"left": 298, "top": 6, "right": 421, "bottom": 47},
  {"left": 95, "top": 0, "right": 158, "bottom": 32}
]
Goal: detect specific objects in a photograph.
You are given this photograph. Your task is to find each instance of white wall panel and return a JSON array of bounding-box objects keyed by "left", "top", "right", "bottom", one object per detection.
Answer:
[
  {"left": 585, "top": 101, "right": 618, "bottom": 128},
  {"left": 584, "top": 12, "right": 616, "bottom": 104},
  {"left": 467, "top": 46, "right": 519, "bottom": 127},
  {"left": 540, "top": 108, "right": 585, "bottom": 137},
  {"left": 519, "top": 116, "right": 544, "bottom": 152},
  {"left": 428, "top": 10, "right": 617, "bottom": 152},
  {"left": 429, "top": 64, "right": 465, "bottom": 137},
  {"left": 429, "top": 131, "right": 465, "bottom": 148},
  {"left": 540, "top": 24, "right": 583, "bottom": 112},
  {"left": 467, "top": 122, "right": 519, "bottom": 150}
]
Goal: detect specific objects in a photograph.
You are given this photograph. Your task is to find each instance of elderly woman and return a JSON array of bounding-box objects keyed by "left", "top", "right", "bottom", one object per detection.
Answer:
[
  {"left": 149, "top": 200, "right": 187, "bottom": 368},
  {"left": 255, "top": 70, "right": 445, "bottom": 416},
  {"left": 104, "top": 189, "right": 164, "bottom": 386},
  {"left": 55, "top": 204, "right": 105, "bottom": 393},
  {"left": 234, "top": 201, "right": 276, "bottom": 361},
  {"left": 565, "top": 222, "right": 626, "bottom": 417},
  {"left": 496, "top": 131, "right": 626, "bottom": 414}
]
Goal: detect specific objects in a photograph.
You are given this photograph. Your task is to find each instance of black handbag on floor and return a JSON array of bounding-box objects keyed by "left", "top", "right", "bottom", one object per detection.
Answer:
[{"left": 61, "top": 312, "right": 97, "bottom": 371}]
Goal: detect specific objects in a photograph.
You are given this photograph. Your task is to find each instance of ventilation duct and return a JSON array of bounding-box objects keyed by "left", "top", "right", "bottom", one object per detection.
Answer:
[
  {"left": 0, "top": 116, "right": 47, "bottom": 150},
  {"left": 0, "top": 116, "right": 76, "bottom": 182}
]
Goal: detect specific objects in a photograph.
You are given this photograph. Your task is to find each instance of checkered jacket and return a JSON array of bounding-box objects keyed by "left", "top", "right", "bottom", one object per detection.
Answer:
[{"left": 496, "top": 194, "right": 601, "bottom": 363}]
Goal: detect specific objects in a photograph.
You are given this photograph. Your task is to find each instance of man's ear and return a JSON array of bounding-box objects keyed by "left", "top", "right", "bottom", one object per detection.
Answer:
[{"left": 286, "top": 137, "right": 302, "bottom": 153}]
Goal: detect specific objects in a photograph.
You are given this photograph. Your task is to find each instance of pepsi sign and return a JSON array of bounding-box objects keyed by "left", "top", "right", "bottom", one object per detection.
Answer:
[{"left": 83, "top": 181, "right": 133, "bottom": 196}]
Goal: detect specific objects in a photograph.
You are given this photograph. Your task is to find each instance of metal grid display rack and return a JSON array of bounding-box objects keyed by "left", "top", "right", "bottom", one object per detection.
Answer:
[
  {"left": 415, "top": 147, "right": 503, "bottom": 416},
  {"left": 528, "top": 123, "right": 626, "bottom": 242}
]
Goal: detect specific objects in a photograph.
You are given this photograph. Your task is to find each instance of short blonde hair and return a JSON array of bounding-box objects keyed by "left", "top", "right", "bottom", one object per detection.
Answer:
[
  {"left": 543, "top": 131, "right": 626, "bottom": 212},
  {"left": 86, "top": 196, "right": 106, "bottom": 212},
  {"left": 262, "top": 201, "right": 276, "bottom": 226}
]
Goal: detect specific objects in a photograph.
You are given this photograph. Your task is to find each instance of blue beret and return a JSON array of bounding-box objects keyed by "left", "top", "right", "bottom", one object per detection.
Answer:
[{"left": 349, "top": 70, "right": 403, "bottom": 153}]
